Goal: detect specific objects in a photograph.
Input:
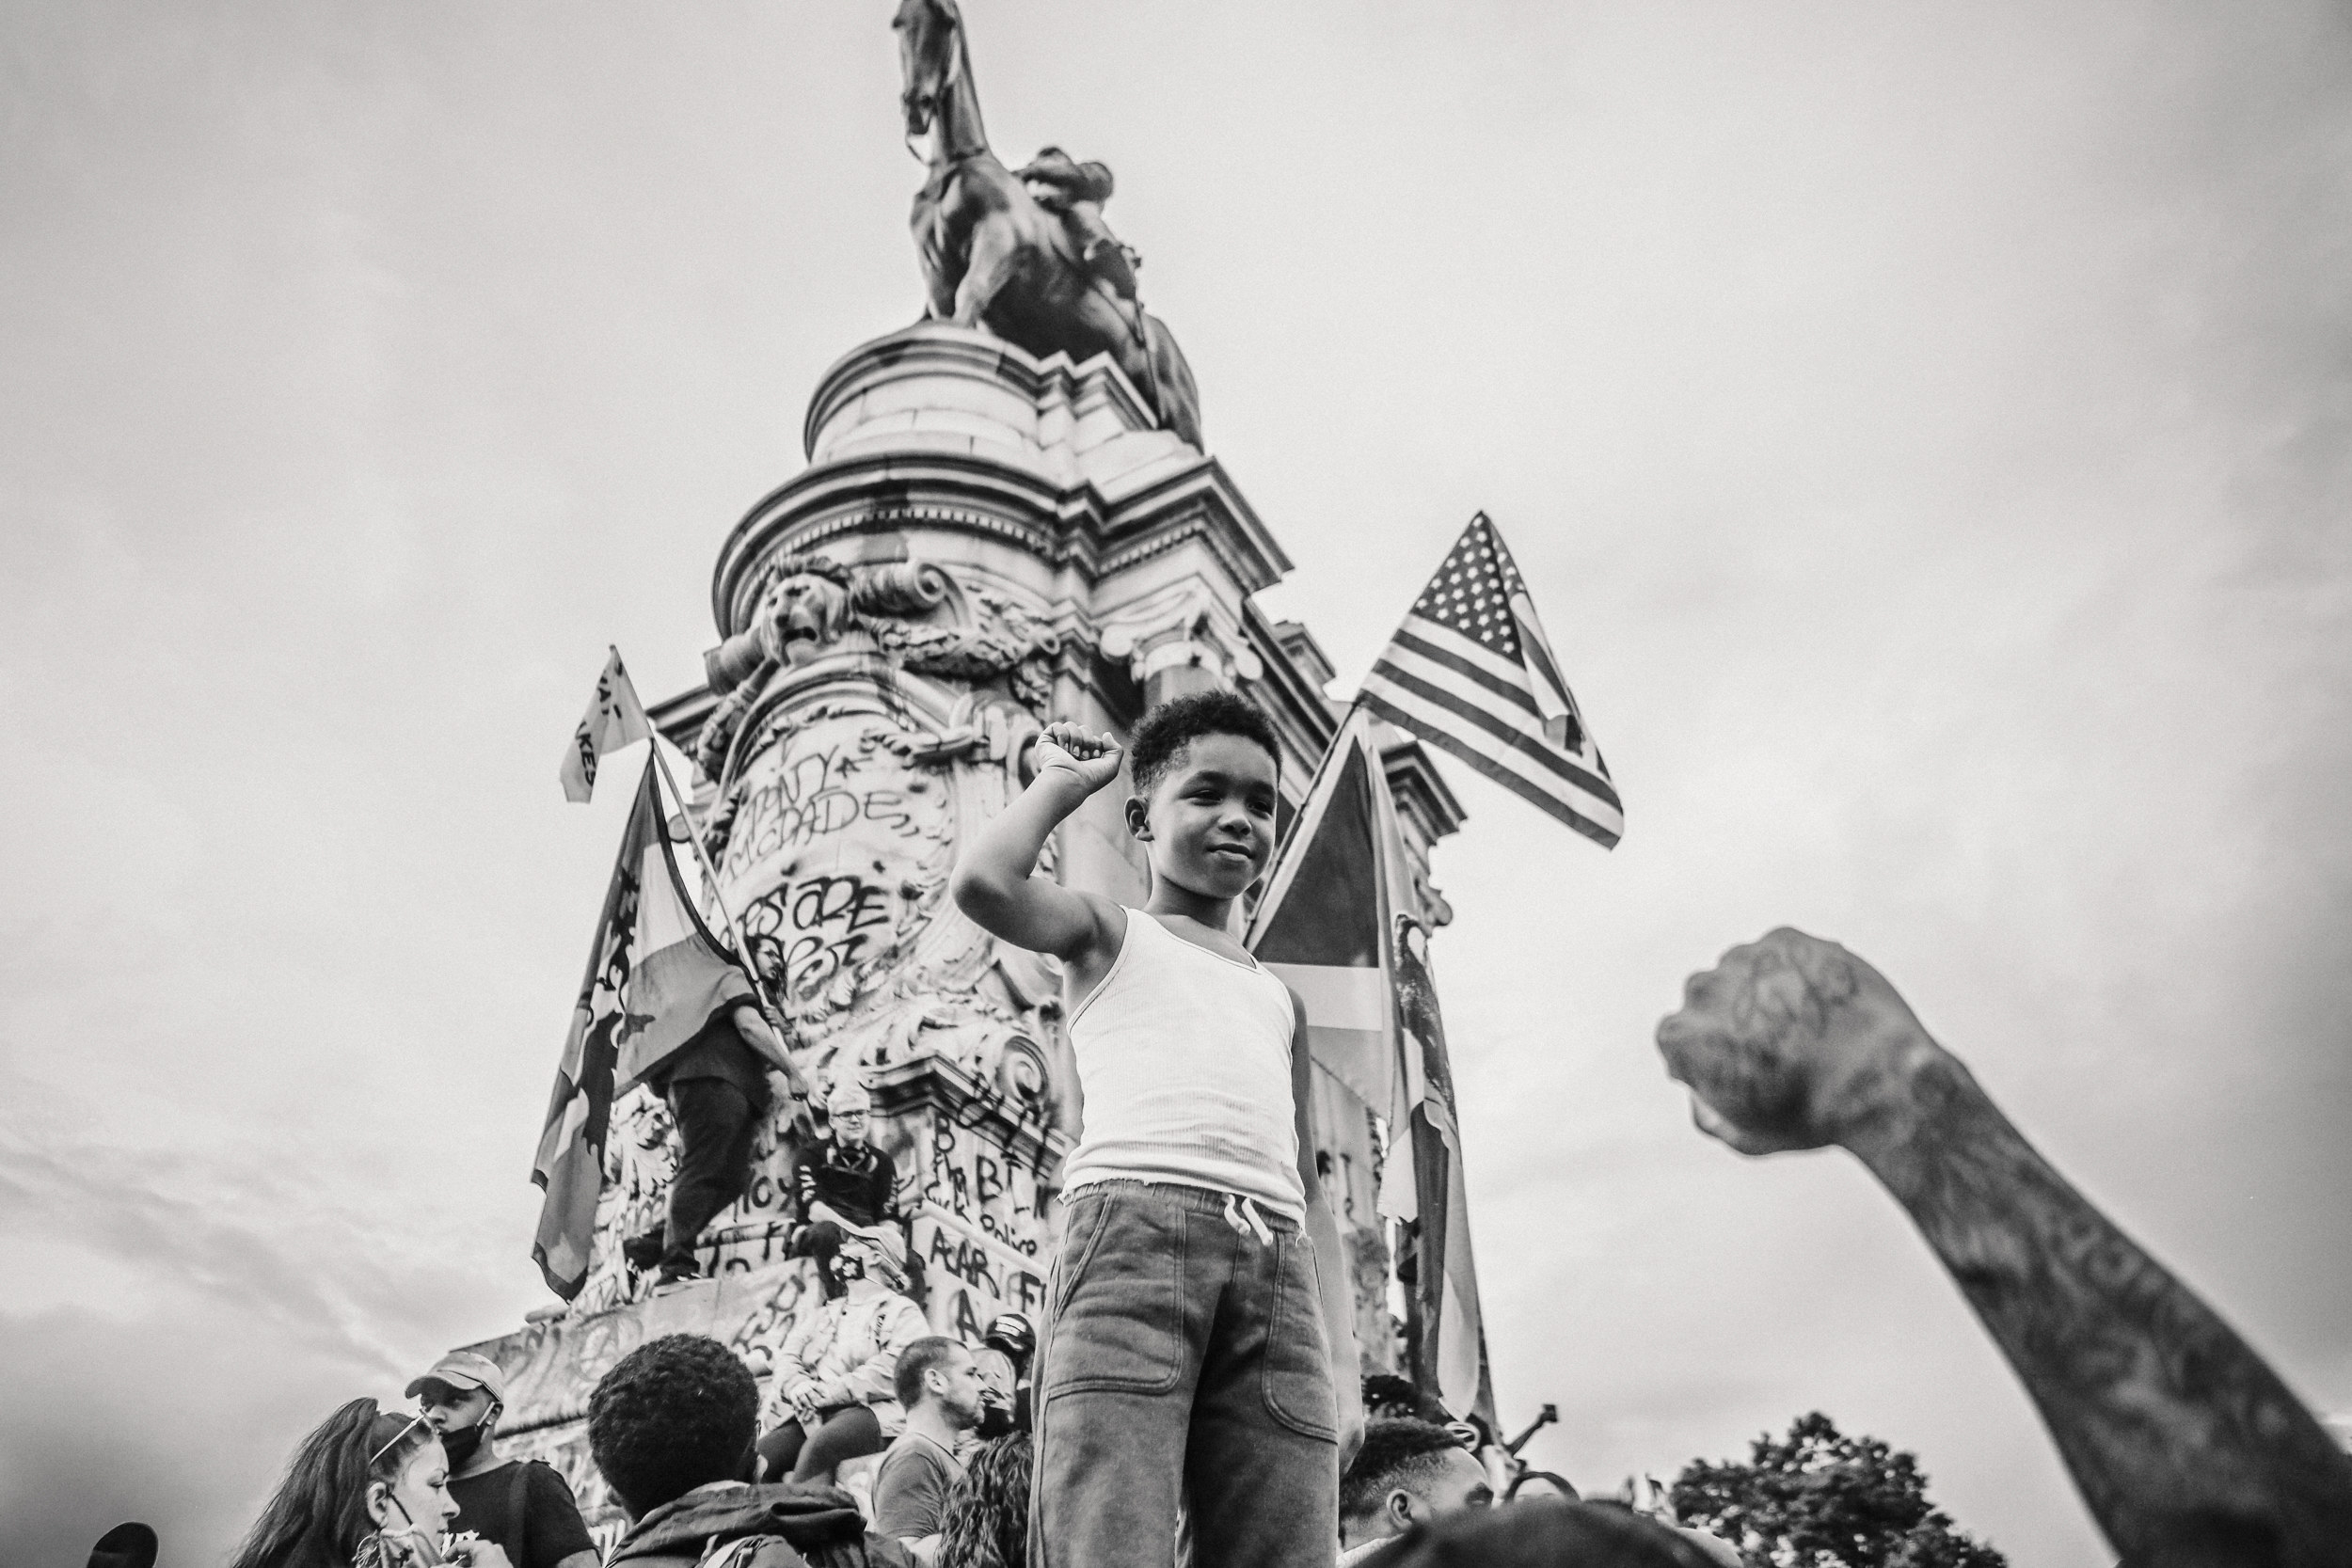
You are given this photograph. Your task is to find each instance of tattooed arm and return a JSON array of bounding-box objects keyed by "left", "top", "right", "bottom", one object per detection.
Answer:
[{"left": 1656, "top": 927, "right": 2352, "bottom": 1566}]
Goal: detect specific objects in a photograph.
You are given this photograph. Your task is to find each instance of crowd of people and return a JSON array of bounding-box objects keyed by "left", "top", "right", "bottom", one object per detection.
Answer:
[{"left": 125, "top": 693, "right": 2349, "bottom": 1568}]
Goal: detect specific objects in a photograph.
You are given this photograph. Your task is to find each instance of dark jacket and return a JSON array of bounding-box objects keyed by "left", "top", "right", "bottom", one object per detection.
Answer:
[
  {"left": 790, "top": 1138, "right": 900, "bottom": 1230},
  {"left": 607, "top": 1481, "right": 915, "bottom": 1568}
]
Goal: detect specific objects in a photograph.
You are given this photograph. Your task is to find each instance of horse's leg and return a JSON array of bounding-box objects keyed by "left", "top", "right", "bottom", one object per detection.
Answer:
[
  {"left": 912, "top": 196, "right": 961, "bottom": 321},
  {"left": 953, "top": 214, "right": 1024, "bottom": 328}
]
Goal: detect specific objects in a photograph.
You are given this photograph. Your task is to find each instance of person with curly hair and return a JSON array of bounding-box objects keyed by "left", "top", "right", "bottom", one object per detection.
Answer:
[
  {"left": 230, "top": 1399, "right": 516, "bottom": 1568},
  {"left": 934, "top": 1433, "right": 1031, "bottom": 1568},
  {"left": 952, "top": 690, "right": 1360, "bottom": 1568},
  {"left": 589, "top": 1332, "right": 911, "bottom": 1568}
]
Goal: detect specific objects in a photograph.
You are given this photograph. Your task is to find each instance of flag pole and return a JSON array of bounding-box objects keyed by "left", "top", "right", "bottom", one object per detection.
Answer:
[{"left": 643, "top": 721, "right": 818, "bottom": 1132}]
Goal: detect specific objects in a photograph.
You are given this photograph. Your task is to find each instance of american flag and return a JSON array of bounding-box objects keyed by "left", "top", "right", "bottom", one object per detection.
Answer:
[{"left": 1360, "top": 514, "right": 1623, "bottom": 848}]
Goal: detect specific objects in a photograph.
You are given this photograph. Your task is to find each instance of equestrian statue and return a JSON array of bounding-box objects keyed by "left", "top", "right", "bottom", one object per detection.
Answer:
[{"left": 894, "top": 0, "right": 1205, "bottom": 451}]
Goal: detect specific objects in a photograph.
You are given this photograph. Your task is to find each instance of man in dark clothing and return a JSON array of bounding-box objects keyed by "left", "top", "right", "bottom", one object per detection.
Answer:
[
  {"left": 624, "top": 1000, "right": 789, "bottom": 1285},
  {"left": 786, "top": 1077, "right": 906, "bottom": 1297},
  {"left": 588, "top": 1332, "right": 912, "bottom": 1568},
  {"left": 408, "top": 1351, "right": 597, "bottom": 1568}
]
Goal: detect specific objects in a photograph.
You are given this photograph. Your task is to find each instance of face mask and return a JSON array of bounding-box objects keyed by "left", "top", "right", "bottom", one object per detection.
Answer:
[
  {"left": 437, "top": 1407, "right": 495, "bottom": 1468},
  {"left": 976, "top": 1402, "right": 1015, "bottom": 1439},
  {"left": 438, "top": 1422, "right": 483, "bottom": 1468}
]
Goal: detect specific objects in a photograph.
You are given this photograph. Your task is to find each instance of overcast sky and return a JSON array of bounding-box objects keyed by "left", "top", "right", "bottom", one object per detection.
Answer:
[{"left": 5, "top": 2, "right": 2349, "bottom": 1562}]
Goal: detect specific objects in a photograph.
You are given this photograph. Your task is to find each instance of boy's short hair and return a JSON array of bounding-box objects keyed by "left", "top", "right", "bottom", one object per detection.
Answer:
[
  {"left": 895, "top": 1335, "right": 963, "bottom": 1408},
  {"left": 587, "top": 1333, "right": 758, "bottom": 1518},
  {"left": 1341, "top": 1418, "right": 1474, "bottom": 1524},
  {"left": 1127, "top": 690, "right": 1280, "bottom": 800}
]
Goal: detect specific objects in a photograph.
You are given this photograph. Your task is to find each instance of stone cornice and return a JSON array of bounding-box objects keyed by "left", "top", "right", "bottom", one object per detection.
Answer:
[
  {"left": 712, "top": 448, "right": 1292, "bottom": 641},
  {"left": 1381, "top": 729, "right": 1468, "bottom": 844},
  {"left": 868, "top": 1055, "right": 1073, "bottom": 1180}
]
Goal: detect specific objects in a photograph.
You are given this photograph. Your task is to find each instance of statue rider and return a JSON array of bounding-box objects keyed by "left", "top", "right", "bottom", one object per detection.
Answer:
[{"left": 1015, "top": 147, "right": 1140, "bottom": 304}]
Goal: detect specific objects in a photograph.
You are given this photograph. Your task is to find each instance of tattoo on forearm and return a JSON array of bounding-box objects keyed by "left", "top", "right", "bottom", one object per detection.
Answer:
[{"left": 1867, "top": 1062, "right": 2352, "bottom": 1564}]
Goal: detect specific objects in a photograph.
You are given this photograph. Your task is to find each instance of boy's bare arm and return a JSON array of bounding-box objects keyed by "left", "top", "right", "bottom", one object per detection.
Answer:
[
  {"left": 950, "top": 722, "right": 1124, "bottom": 963},
  {"left": 1657, "top": 927, "right": 2352, "bottom": 1564}
]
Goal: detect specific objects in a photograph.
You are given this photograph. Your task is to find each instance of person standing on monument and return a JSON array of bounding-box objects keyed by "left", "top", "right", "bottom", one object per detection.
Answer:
[
  {"left": 620, "top": 998, "right": 793, "bottom": 1286},
  {"left": 950, "top": 692, "right": 1346, "bottom": 1568},
  {"left": 405, "top": 1353, "right": 597, "bottom": 1568}
]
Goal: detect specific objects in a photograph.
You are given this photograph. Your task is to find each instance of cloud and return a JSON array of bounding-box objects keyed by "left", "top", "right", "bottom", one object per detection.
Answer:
[{"left": 2, "top": 1, "right": 2347, "bottom": 1562}]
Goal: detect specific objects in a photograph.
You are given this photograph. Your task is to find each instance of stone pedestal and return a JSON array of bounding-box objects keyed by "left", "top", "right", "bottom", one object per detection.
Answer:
[{"left": 470, "top": 324, "right": 1461, "bottom": 1531}]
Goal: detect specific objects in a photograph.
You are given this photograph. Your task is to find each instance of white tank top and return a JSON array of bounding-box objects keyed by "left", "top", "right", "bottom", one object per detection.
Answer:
[{"left": 1060, "top": 908, "right": 1306, "bottom": 1221}]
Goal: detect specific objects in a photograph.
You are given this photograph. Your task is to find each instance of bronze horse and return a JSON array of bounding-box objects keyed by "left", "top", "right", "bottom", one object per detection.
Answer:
[{"left": 894, "top": 0, "right": 1204, "bottom": 450}]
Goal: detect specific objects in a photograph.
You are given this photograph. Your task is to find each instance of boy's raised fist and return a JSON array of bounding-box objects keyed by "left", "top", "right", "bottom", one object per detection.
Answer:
[{"left": 1031, "top": 721, "right": 1125, "bottom": 792}]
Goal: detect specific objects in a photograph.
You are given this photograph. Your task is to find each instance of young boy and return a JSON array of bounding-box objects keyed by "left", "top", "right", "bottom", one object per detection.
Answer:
[{"left": 949, "top": 691, "right": 1342, "bottom": 1568}]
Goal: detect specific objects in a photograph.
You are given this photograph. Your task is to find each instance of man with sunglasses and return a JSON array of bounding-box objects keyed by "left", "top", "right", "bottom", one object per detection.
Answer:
[{"left": 407, "top": 1352, "right": 597, "bottom": 1568}]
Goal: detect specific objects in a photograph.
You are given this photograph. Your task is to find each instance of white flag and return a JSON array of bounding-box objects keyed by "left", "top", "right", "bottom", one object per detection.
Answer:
[{"left": 560, "top": 647, "right": 653, "bottom": 803}]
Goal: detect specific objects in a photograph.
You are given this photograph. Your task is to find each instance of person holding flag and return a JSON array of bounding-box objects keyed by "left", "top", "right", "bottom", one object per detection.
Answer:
[
  {"left": 538, "top": 650, "right": 814, "bottom": 1293},
  {"left": 533, "top": 755, "right": 800, "bottom": 1291}
]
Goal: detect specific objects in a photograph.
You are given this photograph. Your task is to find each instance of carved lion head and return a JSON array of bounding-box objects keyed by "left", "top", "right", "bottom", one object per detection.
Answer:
[{"left": 754, "top": 557, "right": 860, "bottom": 667}]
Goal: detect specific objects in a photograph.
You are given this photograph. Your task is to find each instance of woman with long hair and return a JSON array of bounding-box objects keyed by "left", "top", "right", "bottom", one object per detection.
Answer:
[
  {"left": 935, "top": 1433, "right": 1031, "bottom": 1568},
  {"left": 229, "top": 1399, "right": 517, "bottom": 1568}
]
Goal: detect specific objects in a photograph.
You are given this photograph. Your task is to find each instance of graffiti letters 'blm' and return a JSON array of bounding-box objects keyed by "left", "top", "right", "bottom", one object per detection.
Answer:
[{"left": 919, "top": 1115, "right": 1050, "bottom": 1340}]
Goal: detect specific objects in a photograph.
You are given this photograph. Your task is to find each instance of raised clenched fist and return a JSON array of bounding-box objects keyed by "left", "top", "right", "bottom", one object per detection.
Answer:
[
  {"left": 1655, "top": 927, "right": 1948, "bottom": 1156},
  {"left": 1029, "top": 721, "right": 1125, "bottom": 793}
]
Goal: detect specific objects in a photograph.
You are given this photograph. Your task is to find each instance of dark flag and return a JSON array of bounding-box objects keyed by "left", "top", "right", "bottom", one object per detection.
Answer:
[
  {"left": 1389, "top": 908, "right": 1497, "bottom": 1431},
  {"left": 1249, "top": 707, "right": 1494, "bottom": 1426},
  {"left": 1251, "top": 708, "right": 1393, "bottom": 1110}
]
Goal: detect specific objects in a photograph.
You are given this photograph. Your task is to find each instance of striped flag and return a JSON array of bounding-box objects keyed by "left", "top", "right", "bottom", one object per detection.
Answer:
[
  {"left": 560, "top": 646, "right": 653, "bottom": 803},
  {"left": 1360, "top": 514, "right": 1623, "bottom": 848},
  {"left": 532, "top": 756, "right": 769, "bottom": 1299},
  {"left": 1249, "top": 707, "right": 1495, "bottom": 1427}
]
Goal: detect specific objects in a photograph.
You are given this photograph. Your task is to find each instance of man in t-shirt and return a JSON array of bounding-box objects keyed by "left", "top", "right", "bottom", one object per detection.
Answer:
[
  {"left": 869, "top": 1337, "right": 986, "bottom": 1565},
  {"left": 408, "top": 1351, "right": 597, "bottom": 1568}
]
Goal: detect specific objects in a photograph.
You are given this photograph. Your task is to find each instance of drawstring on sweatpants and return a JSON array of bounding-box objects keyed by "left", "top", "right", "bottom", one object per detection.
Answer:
[{"left": 1221, "top": 1192, "right": 1274, "bottom": 1245}]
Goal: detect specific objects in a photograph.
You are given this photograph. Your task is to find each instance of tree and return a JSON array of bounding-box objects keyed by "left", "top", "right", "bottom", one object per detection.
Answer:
[{"left": 1670, "top": 1412, "right": 2006, "bottom": 1568}]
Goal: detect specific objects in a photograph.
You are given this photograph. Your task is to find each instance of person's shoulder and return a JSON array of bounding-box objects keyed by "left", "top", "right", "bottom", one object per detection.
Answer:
[
  {"left": 874, "top": 1432, "right": 926, "bottom": 1481},
  {"left": 519, "top": 1457, "right": 580, "bottom": 1497}
]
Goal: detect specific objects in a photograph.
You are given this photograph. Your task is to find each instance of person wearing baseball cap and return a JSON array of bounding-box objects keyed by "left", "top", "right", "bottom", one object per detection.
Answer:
[
  {"left": 976, "top": 1312, "right": 1036, "bottom": 1437},
  {"left": 755, "top": 1221, "right": 930, "bottom": 1486},
  {"left": 407, "top": 1352, "right": 596, "bottom": 1568}
]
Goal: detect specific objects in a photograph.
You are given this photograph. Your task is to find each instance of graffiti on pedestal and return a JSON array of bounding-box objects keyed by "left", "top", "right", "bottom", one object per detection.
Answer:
[
  {"left": 564, "top": 547, "right": 1073, "bottom": 1319},
  {"left": 915, "top": 1109, "right": 1053, "bottom": 1340}
]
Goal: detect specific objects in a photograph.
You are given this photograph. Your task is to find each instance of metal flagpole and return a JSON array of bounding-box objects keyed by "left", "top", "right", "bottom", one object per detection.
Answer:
[{"left": 643, "top": 728, "right": 818, "bottom": 1132}]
